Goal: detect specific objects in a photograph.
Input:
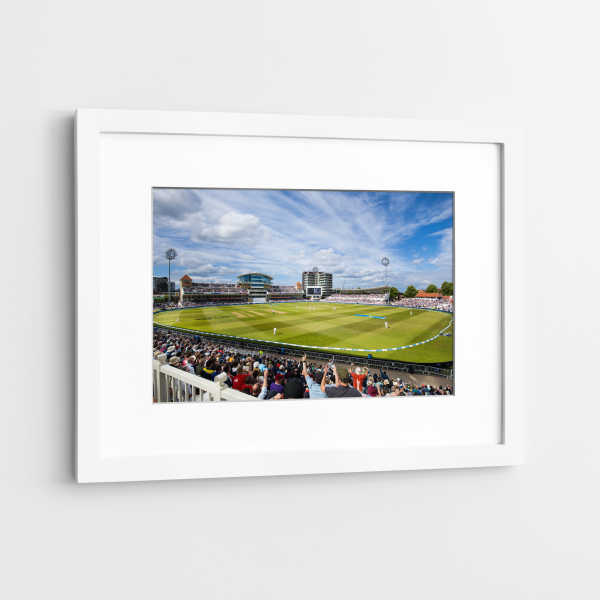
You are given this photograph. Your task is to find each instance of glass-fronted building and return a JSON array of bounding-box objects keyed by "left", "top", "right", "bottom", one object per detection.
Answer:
[{"left": 236, "top": 273, "right": 273, "bottom": 288}]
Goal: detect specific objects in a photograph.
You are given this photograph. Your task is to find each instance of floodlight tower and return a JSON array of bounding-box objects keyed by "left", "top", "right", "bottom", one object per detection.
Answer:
[
  {"left": 381, "top": 257, "right": 390, "bottom": 287},
  {"left": 165, "top": 248, "right": 178, "bottom": 303}
]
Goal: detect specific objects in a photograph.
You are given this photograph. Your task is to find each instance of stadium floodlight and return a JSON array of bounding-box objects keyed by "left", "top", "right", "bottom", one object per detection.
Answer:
[
  {"left": 381, "top": 257, "right": 390, "bottom": 287},
  {"left": 165, "top": 248, "right": 178, "bottom": 303}
]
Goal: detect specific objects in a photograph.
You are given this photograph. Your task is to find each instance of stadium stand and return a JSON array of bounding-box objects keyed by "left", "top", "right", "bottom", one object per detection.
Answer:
[
  {"left": 153, "top": 329, "right": 454, "bottom": 402},
  {"left": 391, "top": 297, "right": 453, "bottom": 312},
  {"left": 324, "top": 293, "right": 388, "bottom": 305}
]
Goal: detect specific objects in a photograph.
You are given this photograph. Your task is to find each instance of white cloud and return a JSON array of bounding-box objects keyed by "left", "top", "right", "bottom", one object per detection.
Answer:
[
  {"left": 313, "top": 248, "right": 343, "bottom": 267},
  {"left": 288, "top": 250, "right": 306, "bottom": 263},
  {"left": 191, "top": 212, "right": 262, "bottom": 247},
  {"left": 427, "top": 227, "right": 453, "bottom": 266},
  {"left": 153, "top": 189, "right": 453, "bottom": 288}
]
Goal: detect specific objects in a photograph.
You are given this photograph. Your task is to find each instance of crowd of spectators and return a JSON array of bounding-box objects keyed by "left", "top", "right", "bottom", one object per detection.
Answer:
[
  {"left": 391, "top": 297, "right": 453, "bottom": 312},
  {"left": 324, "top": 293, "right": 388, "bottom": 305},
  {"left": 153, "top": 330, "right": 453, "bottom": 401},
  {"left": 187, "top": 283, "right": 247, "bottom": 294},
  {"left": 155, "top": 300, "right": 250, "bottom": 309},
  {"left": 269, "top": 285, "right": 301, "bottom": 293}
]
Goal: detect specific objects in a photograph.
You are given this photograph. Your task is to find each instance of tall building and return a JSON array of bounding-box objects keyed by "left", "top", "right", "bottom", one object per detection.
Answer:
[
  {"left": 153, "top": 276, "right": 169, "bottom": 293},
  {"left": 302, "top": 270, "right": 333, "bottom": 297}
]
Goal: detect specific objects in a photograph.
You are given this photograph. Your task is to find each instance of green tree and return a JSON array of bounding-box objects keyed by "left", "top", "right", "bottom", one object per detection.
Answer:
[
  {"left": 404, "top": 285, "right": 418, "bottom": 298},
  {"left": 441, "top": 281, "right": 453, "bottom": 296},
  {"left": 425, "top": 283, "right": 439, "bottom": 294},
  {"left": 356, "top": 286, "right": 362, "bottom": 289},
  {"left": 388, "top": 286, "right": 399, "bottom": 301}
]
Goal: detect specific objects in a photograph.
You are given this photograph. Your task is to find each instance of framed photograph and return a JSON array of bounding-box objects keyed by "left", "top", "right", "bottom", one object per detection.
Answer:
[{"left": 76, "top": 109, "right": 523, "bottom": 482}]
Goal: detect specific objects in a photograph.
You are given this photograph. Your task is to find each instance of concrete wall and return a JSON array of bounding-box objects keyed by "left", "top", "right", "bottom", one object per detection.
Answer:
[{"left": 1, "top": 1, "right": 599, "bottom": 599}]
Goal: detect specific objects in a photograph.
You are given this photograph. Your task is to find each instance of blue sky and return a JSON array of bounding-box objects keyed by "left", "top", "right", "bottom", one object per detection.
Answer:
[{"left": 153, "top": 188, "right": 453, "bottom": 291}]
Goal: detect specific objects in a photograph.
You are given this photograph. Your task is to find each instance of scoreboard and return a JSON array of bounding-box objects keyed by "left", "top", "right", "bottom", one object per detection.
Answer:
[{"left": 306, "top": 286, "right": 322, "bottom": 296}]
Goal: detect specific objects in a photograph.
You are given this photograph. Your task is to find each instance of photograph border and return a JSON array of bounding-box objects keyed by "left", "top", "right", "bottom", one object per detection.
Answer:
[{"left": 76, "top": 110, "right": 523, "bottom": 482}]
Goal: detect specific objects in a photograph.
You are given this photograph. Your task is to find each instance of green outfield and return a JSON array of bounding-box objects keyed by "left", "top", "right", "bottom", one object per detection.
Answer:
[{"left": 154, "top": 303, "right": 453, "bottom": 363}]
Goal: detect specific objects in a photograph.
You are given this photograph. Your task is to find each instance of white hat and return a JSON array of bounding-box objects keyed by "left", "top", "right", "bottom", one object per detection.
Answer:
[
  {"left": 253, "top": 361, "right": 260, "bottom": 368},
  {"left": 355, "top": 366, "right": 363, "bottom": 375}
]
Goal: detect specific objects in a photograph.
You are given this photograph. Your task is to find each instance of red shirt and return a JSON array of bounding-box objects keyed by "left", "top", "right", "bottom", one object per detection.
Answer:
[
  {"left": 232, "top": 373, "right": 247, "bottom": 391},
  {"left": 349, "top": 372, "right": 367, "bottom": 390}
]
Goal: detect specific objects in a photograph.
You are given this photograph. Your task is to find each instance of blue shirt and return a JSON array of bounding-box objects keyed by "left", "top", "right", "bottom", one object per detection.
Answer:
[{"left": 305, "top": 374, "right": 328, "bottom": 399}]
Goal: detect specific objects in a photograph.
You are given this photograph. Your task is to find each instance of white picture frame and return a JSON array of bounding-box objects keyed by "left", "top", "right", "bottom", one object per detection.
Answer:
[{"left": 76, "top": 109, "right": 523, "bottom": 482}]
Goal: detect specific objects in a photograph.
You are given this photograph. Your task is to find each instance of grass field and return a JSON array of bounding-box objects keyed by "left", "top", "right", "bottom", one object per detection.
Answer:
[{"left": 154, "top": 303, "right": 453, "bottom": 363}]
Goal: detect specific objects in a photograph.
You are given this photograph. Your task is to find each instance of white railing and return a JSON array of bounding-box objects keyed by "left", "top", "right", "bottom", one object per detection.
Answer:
[{"left": 152, "top": 356, "right": 256, "bottom": 402}]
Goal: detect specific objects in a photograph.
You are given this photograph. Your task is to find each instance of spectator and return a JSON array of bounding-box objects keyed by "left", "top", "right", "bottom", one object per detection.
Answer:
[
  {"left": 232, "top": 366, "right": 247, "bottom": 391},
  {"left": 270, "top": 374, "right": 285, "bottom": 395},
  {"left": 301, "top": 353, "right": 328, "bottom": 399},
  {"left": 321, "top": 365, "right": 362, "bottom": 398},
  {"left": 349, "top": 363, "right": 367, "bottom": 392}
]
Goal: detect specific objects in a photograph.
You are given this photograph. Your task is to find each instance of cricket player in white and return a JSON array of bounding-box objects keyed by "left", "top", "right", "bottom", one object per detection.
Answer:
[
  {"left": 385, "top": 321, "right": 388, "bottom": 329},
  {"left": 273, "top": 327, "right": 277, "bottom": 335},
  {"left": 177, "top": 317, "right": 179, "bottom": 322},
  {"left": 410, "top": 311, "right": 413, "bottom": 316}
]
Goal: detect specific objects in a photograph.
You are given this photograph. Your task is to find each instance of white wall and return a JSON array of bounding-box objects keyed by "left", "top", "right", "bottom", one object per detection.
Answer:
[{"left": 2, "top": 1, "right": 599, "bottom": 598}]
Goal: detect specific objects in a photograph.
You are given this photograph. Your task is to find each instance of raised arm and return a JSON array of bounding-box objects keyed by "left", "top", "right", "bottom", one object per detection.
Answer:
[
  {"left": 320, "top": 366, "right": 327, "bottom": 394},
  {"left": 258, "top": 368, "right": 270, "bottom": 400},
  {"left": 301, "top": 354, "right": 308, "bottom": 379}
]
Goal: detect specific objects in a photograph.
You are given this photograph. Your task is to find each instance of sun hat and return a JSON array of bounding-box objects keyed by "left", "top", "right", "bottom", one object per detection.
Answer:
[
  {"left": 355, "top": 366, "right": 363, "bottom": 375},
  {"left": 169, "top": 356, "right": 180, "bottom": 365},
  {"left": 336, "top": 366, "right": 350, "bottom": 381},
  {"left": 253, "top": 361, "right": 260, "bottom": 368}
]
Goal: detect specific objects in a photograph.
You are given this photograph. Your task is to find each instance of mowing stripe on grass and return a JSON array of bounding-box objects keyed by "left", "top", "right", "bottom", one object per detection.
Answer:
[{"left": 153, "top": 317, "right": 453, "bottom": 353}]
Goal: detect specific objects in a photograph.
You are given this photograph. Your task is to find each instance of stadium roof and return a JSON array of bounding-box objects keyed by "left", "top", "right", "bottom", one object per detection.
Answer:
[
  {"left": 180, "top": 275, "right": 192, "bottom": 281},
  {"left": 236, "top": 272, "right": 273, "bottom": 280},
  {"left": 416, "top": 291, "right": 442, "bottom": 297},
  {"left": 335, "top": 286, "right": 390, "bottom": 294}
]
